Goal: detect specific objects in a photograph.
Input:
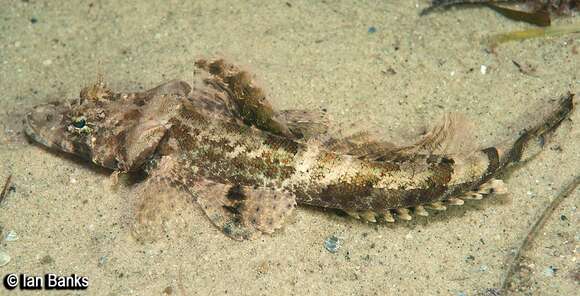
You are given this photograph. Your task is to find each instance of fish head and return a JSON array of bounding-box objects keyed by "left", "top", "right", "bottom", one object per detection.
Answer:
[{"left": 25, "top": 81, "right": 176, "bottom": 172}]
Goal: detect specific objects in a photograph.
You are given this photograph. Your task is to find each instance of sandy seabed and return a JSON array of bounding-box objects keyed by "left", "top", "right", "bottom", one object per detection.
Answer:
[{"left": 0, "top": 1, "right": 578, "bottom": 295}]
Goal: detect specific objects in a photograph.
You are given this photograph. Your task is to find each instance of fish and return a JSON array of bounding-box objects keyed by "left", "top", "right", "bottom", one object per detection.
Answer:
[{"left": 25, "top": 59, "right": 575, "bottom": 240}]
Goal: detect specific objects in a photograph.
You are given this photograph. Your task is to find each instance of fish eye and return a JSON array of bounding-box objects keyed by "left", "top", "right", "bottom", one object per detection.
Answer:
[
  {"left": 67, "top": 116, "right": 92, "bottom": 134},
  {"left": 72, "top": 117, "right": 86, "bottom": 128}
]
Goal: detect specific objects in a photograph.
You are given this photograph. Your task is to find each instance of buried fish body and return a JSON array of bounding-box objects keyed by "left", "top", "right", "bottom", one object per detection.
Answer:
[{"left": 25, "top": 59, "right": 575, "bottom": 240}]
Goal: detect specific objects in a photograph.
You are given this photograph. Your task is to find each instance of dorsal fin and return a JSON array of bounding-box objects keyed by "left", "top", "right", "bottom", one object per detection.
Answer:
[
  {"left": 322, "top": 131, "right": 399, "bottom": 160},
  {"left": 136, "top": 59, "right": 328, "bottom": 141},
  {"left": 397, "top": 112, "right": 477, "bottom": 156},
  {"left": 322, "top": 113, "right": 478, "bottom": 161},
  {"left": 275, "top": 109, "right": 330, "bottom": 140},
  {"left": 143, "top": 79, "right": 192, "bottom": 98},
  {"left": 194, "top": 59, "right": 295, "bottom": 138}
]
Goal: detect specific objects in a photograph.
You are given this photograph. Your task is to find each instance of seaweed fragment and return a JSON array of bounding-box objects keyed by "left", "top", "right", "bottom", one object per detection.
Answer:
[
  {"left": 422, "top": 0, "right": 578, "bottom": 26},
  {"left": 487, "top": 3, "right": 551, "bottom": 26},
  {"left": 501, "top": 176, "right": 580, "bottom": 292},
  {"left": 511, "top": 60, "right": 537, "bottom": 75},
  {"left": 0, "top": 174, "right": 12, "bottom": 205},
  {"left": 487, "top": 23, "right": 580, "bottom": 47}
]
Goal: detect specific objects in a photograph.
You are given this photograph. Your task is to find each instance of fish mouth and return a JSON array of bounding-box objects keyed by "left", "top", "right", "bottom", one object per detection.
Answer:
[
  {"left": 25, "top": 103, "right": 66, "bottom": 149},
  {"left": 24, "top": 123, "right": 51, "bottom": 148}
]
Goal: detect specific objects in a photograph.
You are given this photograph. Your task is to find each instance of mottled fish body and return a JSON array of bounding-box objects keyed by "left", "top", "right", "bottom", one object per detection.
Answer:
[{"left": 25, "top": 59, "right": 575, "bottom": 240}]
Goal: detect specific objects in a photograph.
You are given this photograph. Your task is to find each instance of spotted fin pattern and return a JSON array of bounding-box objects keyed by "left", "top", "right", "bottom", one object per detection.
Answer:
[{"left": 194, "top": 179, "right": 296, "bottom": 240}]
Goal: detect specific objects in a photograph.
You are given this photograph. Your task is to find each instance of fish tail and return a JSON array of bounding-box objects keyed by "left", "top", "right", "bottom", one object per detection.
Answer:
[{"left": 497, "top": 93, "right": 574, "bottom": 169}]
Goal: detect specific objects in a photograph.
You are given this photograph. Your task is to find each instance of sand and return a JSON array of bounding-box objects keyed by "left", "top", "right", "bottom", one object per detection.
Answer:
[{"left": 0, "top": 0, "right": 578, "bottom": 295}]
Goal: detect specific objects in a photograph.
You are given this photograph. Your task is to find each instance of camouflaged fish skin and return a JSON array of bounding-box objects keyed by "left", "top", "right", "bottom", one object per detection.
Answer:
[{"left": 25, "top": 59, "right": 575, "bottom": 240}]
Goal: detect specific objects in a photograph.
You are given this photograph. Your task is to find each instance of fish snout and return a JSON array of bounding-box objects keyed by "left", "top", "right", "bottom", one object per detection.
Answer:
[{"left": 25, "top": 103, "right": 67, "bottom": 148}]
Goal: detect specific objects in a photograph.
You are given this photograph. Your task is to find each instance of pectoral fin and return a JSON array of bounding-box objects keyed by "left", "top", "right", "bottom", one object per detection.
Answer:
[
  {"left": 193, "top": 180, "right": 296, "bottom": 240},
  {"left": 131, "top": 176, "right": 192, "bottom": 243}
]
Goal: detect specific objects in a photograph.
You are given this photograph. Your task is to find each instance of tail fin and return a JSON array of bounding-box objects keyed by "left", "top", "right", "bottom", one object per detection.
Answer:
[{"left": 499, "top": 93, "right": 574, "bottom": 168}]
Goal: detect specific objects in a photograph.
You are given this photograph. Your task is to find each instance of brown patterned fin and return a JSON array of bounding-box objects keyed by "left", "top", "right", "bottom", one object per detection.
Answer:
[
  {"left": 117, "top": 94, "right": 185, "bottom": 172},
  {"left": 343, "top": 177, "right": 509, "bottom": 224},
  {"left": 131, "top": 177, "right": 192, "bottom": 243},
  {"left": 195, "top": 58, "right": 295, "bottom": 138},
  {"left": 194, "top": 179, "right": 296, "bottom": 241}
]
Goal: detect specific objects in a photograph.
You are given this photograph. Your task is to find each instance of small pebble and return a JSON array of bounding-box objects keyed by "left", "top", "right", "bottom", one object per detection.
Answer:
[
  {"left": 4, "top": 230, "right": 18, "bottom": 242},
  {"left": 368, "top": 26, "right": 377, "bottom": 33},
  {"left": 256, "top": 260, "right": 270, "bottom": 275},
  {"left": 98, "top": 256, "right": 108, "bottom": 267},
  {"left": 324, "top": 235, "right": 341, "bottom": 253},
  {"left": 480, "top": 65, "right": 487, "bottom": 75},
  {"left": 163, "top": 286, "right": 173, "bottom": 295},
  {"left": 40, "top": 255, "right": 54, "bottom": 265},
  {"left": 465, "top": 255, "right": 475, "bottom": 263},
  {"left": 0, "top": 250, "right": 10, "bottom": 266},
  {"left": 543, "top": 266, "right": 557, "bottom": 277},
  {"left": 30, "top": 17, "right": 38, "bottom": 24},
  {"left": 484, "top": 288, "right": 501, "bottom": 296}
]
